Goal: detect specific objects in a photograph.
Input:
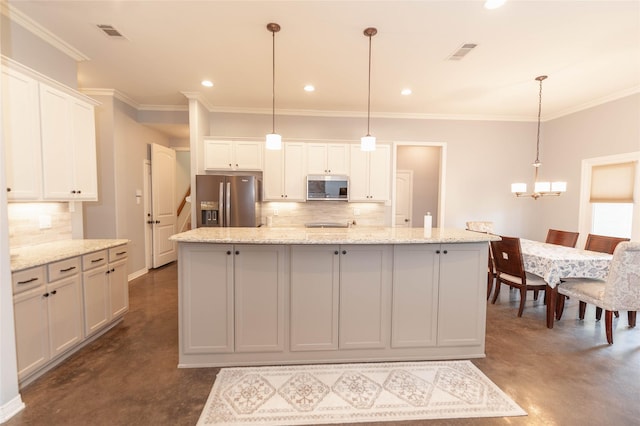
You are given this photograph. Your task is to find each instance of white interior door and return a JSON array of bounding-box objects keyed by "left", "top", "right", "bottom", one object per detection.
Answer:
[
  {"left": 151, "top": 144, "right": 177, "bottom": 268},
  {"left": 395, "top": 170, "right": 413, "bottom": 227}
]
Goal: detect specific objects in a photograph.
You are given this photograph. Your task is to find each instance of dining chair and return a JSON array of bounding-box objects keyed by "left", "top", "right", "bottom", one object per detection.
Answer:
[
  {"left": 490, "top": 236, "right": 548, "bottom": 317},
  {"left": 545, "top": 229, "right": 579, "bottom": 248},
  {"left": 466, "top": 221, "right": 496, "bottom": 299},
  {"left": 585, "top": 233, "right": 630, "bottom": 254},
  {"left": 584, "top": 233, "right": 630, "bottom": 320},
  {"left": 556, "top": 242, "right": 640, "bottom": 344}
]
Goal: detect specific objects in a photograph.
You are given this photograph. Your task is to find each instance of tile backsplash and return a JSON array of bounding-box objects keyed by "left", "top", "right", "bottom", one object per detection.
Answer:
[
  {"left": 8, "top": 202, "right": 72, "bottom": 248},
  {"left": 262, "top": 201, "right": 388, "bottom": 227}
]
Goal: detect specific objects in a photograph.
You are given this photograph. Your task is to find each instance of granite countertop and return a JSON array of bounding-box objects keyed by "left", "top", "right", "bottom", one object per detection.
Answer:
[
  {"left": 10, "top": 239, "right": 130, "bottom": 272},
  {"left": 170, "top": 227, "right": 499, "bottom": 245}
]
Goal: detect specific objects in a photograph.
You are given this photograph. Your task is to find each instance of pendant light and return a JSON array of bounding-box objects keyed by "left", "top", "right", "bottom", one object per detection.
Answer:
[
  {"left": 361, "top": 27, "right": 377, "bottom": 152},
  {"left": 511, "top": 75, "right": 567, "bottom": 199},
  {"left": 266, "top": 23, "right": 282, "bottom": 150}
]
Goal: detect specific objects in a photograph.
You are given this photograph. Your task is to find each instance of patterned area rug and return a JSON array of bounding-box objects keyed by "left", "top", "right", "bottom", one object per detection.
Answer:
[{"left": 196, "top": 360, "right": 526, "bottom": 425}]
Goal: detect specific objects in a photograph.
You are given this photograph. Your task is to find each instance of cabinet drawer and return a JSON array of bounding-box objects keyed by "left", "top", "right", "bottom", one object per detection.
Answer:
[
  {"left": 48, "top": 257, "right": 81, "bottom": 282},
  {"left": 109, "top": 245, "right": 128, "bottom": 262},
  {"left": 82, "top": 250, "right": 108, "bottom": 271},
  {"left": 12, "top": 266, "right": 46, "bottom": 294}
]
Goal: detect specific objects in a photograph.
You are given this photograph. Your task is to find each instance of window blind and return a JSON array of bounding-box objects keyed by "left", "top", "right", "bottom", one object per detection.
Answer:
[{"left": 590, "top": 161, "right": 637, "bottom": 203}]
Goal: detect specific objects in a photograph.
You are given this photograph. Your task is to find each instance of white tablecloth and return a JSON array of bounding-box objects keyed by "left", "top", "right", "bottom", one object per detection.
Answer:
[{"left": 520, "top": 239, "right": 612, "bottom": 288}]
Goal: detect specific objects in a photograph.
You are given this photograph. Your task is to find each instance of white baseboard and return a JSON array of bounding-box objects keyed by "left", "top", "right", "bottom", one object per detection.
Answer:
[
  {"left": 128, "top": 268, "right": 148, "bottom": 282},
  {"left": 0, "top": 394, "right": 25, "bottom": 423}
]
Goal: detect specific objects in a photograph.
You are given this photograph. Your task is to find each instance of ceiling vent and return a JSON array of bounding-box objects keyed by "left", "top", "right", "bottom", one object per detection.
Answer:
[
  {"left": 447, "top": 43, "right": 478, "bottom": 60},
  {"left": 96, "top": 24, "right": 126, "bottom": 39}
]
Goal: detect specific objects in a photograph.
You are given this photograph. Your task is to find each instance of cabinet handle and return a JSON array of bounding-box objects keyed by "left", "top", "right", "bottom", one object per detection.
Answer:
[
  {"left": 111, "top": 268, "right": 115, "bottom": 272},
  {"left": 116, "top": 251, "right": 127, "bottom": 256},
  {"left": 51, "top": 290, "right": 57, "bottom": 295},
  {"left": 226, "top": 250, "right": 231, "bottom": 255},
  {"left": 228, "top": 163, "right": 232, "bottom": 167},
  {"left": 341, "top": 250, "right": 347, "bottom": 255},
  {"left": 443, "top": 250, "right": 448, "bottom": 254},
  {"left": 106, "top": 270, "right": 110, "bottom": 275},
  {"left": 71, "top": 190, "right": 76, "bottom": 194},
  {"left": 43, "top": 292, "right": 49, "bottom": 297},
  {"left": 155, "top": 220, "right": 160, "bottom": 224},
  {"left": 60, "top": 266, "right": 76, "bottom": 272},
  {"left": 77, "top": 190, "right": 82, "bottom": 194},
  {"left": 436, "top": 250, "right": 441, "bottom": 254},
  {"left": 235, "top": 164, "right": 239, "bottom": 167},
  {"left": 6, "top": 188, "right": 11, "bottom": 192},
  {"left": 334, "top": 250, "right": 339, "bottom": 255},
  {"left": 284, "top": 194, "right": 288, "bottom": 198},
  {"left": 235, "top": 250, "right": 240, "bottom": 255},
  {"left": 91, "top": 257, "right": 105, "bottom": 263},
  {"left": 17, "top": 277, "right": 39, "bottom": 285}
]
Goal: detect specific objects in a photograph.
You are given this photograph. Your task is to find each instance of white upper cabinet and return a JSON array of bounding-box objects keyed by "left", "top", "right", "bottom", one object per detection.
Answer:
[
  {"left": 40, "top": 83, "right": 98, "bottom": 201},
  {"left": 263, "top": 142, "right": 306, "bottom": 201},
  {"left": 204, "top": 139, "right": 263, "bottom": 171},
  {"left": 307, "top": 143, "right": 349, "bottom": 175},
  {"left": 349, "top": 144, "right": 391, "bottom": 202},
  {"left": 2, "top": 68, "right": 42, "bottom": 200}
]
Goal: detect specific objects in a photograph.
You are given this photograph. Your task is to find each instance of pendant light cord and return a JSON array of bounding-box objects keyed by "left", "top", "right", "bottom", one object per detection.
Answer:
[
  {"left": 534, "top": 76, "right": 545, "bottom": 166},
  {"left": 366, "top": 33, "right": 372, "bottom": 136},
  {"left": 271, "top": 28, "right": 276, "bottom": 134}
]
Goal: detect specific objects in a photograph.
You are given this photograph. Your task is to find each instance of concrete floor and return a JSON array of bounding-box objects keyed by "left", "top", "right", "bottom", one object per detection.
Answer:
[{"left": 5, "top": 262, "right": 640, "bottom": 426}]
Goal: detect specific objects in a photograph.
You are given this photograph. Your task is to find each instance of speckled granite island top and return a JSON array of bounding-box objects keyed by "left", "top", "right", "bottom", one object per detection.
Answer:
[
  {"left": 170, "top": 227, "right": 498, "bottom": 245},
  {"left": 10, "top": 239, "right": 129, "bottom": 272}
]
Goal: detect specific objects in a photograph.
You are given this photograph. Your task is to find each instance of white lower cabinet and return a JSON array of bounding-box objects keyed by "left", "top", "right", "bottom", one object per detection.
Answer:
[
  {"left": 178, "top": 241, "right": 487, "bottom": 367},
  {"left": 12, "top": 244, "right": 128, "bottom": 385},
  {"left": 13, "top": 258, "right": 83, "bottom": 381},
  {"left": 179, "top": 243, "right": 285, "bottom": 356}
]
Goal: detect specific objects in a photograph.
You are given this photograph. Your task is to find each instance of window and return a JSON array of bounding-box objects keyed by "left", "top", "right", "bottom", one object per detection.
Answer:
[{"left": 579, "top": 152, "right": 639, "bottom": 244}]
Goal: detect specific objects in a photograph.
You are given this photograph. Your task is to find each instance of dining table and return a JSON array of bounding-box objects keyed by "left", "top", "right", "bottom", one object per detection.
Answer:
[{"left": 519, "top": 239, "right": 613, "bottom": 328}]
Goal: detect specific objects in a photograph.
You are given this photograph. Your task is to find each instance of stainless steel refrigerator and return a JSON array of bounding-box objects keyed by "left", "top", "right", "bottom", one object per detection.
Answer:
[{"left": 195, "top": 175, "right": 262, "bottom": 227}]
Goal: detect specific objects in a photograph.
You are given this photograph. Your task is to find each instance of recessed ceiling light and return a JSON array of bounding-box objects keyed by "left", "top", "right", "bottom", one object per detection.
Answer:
[
  {"left": 484, "top": 0, "right": 506, "bottom": 10},
  {"left": 201, "top": 80, "right": 214, "bottom": 88},
  {"left": 303, "top": 85, "right": 315, "bottom": 92},
  {"left": 401, "top": 88, "right": 412, "bottom": 96}
]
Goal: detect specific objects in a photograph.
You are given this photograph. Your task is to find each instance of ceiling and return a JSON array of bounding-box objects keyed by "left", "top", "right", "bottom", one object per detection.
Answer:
[{"left": 5, "top": 1, "right": 640, "bottom": 129}]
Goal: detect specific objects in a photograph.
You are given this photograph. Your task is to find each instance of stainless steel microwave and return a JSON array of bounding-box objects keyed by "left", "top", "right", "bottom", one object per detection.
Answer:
[{"left": 307, "top": 175, "right": 349, "bottom": 201}]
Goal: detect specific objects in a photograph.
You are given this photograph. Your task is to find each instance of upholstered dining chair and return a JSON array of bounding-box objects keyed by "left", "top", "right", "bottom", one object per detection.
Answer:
[
  {"left": 584, "top": 233, "right": 630, "bottom": 320},
  {"left": 556, "top": 242, "right": 640, "bottom": 344},
  {"left": 466, "top": 221, "right": 496, "bottom": 299},
  {"left": 545, "top": 229, "right": 579, "bottom": 248},
  {"left": 490, "top": 236, "right": 547, "bottom": 317}
]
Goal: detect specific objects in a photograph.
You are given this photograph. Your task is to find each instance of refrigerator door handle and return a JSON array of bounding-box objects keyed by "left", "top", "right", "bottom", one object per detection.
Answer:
[
  {"left": 226, "top": 182, "right": 231, "bottom": 227},
  {"left": 219, "top": 182, "right": 224, "bottom": 227}
]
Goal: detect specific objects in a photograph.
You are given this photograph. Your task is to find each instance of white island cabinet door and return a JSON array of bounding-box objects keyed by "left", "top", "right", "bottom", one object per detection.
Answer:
[
  {"left": 180, "top": 243, "right": 234, "bottom": 354},
  {"left": 392, "top": 245, "right": 439, "bottom": 348},
  {"left": 437, "top": 243, "right": 487, "bottom": 347},
  {"left": 290, "top": 245, "right": 340, "bottom": 351},
  {"left": 234, "top": 245, "right": 286, "bottom": 353},
  {"left": 339, "top": 245, "right": 392, "bottom": 349}
]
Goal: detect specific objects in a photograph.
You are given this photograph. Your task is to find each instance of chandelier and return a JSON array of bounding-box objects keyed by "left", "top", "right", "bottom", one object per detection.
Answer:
[{"left": 511, "top": 75, "right": 567, "bottom": 200}]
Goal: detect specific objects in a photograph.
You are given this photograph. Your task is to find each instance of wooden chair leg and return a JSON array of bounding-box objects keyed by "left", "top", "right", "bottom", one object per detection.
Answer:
[
  {"left": 517, "top": 287, "right": 526, "bottom": 317},
  {"left": 614, "top": 311, "right": 620, "bottom": 318},
  {"left": 579, "top": 302, "right": 587, "bottom": 320},
  {"left": 556, "top": 294, "right": 566, "bottom": 320},
  {"left": 487, "top": 273, "right": 493, "bottom": 300},
  {"left": 533, "top": 289, "right": 539, "bottom": 301},
  {"left": 605, "top": 310, "right": 614, "bottom": 344},
  {"left": 491, "top": 281, "right": 501, "bottom": 304},
  {"left": 629, "top": 311, "right": 637, "bottom": 328},
  {"left": 595, "top": 307, "right": 602, "bottom": 321}
]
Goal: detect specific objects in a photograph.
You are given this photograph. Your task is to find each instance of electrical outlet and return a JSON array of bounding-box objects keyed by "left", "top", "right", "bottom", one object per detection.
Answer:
[
  {"left": 273, "top": 209, "right": 279, "bottom": 216},
  {"left": 39, "top": 215, "right": 52, "bottom": 229},
  {"left": 353, "top": 208, "right": 361, "bottom": 216}
]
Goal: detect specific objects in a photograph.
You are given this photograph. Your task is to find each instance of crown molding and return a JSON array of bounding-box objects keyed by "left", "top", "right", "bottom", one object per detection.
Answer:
[
  {"left": 81, "top": 88, "right": 139, "bottom": 109},
  {"left": 1, "top": 2, "right": 89, "bottom": 61},
  {"left": 181, "top": 91, "right": 215, "bottom": 111},
  {"left": 545, "top": 85, "right": 640, "bottom": 121}
]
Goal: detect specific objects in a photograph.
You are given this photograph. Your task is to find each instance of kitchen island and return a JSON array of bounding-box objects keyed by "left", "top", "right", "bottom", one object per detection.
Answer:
[{"left": 170, "top": 227, "right": 497, "bottom": 367}]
